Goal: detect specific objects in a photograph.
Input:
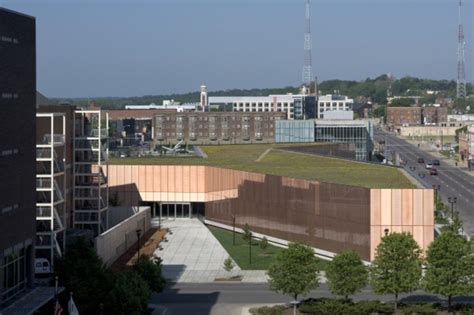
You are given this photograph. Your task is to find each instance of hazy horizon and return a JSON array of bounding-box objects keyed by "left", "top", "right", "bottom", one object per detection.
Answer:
[{"left": 3, "top": 0, "right": 473, "bottom": 98}]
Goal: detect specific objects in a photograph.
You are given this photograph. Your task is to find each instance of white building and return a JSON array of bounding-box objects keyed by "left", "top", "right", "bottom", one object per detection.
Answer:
[
  {"left": 448, "top": 114, "right": 474, "bottom": 122},
  {"left": 209, "top": 94, "right": 295, "bottom": 117},
  {"left": 125, "top": 102, "right": 198, "bottom": 112},
  {"left": 317, "top": 94, "right": 354, "bottom": 119}
]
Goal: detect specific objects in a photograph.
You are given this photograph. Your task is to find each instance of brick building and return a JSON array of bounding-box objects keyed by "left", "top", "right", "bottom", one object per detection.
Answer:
[
  {"left": 387, "top": 106, "right": 447, "bottom": 129},
  {"left": 387, "top": 107, "right": 422, "bottom": 127},
  {"left": 154, "top": 111, "right": 286, "bottom": 145}
]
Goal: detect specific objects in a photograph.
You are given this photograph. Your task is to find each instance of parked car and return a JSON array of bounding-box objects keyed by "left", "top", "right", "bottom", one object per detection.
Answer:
[
  {"left": 35, "top": 258, "right": 51, "bottom": 274},
  {"left": 430, "top": 168, "right": 438, "bottom": 176},
  {"left": 425, "top": 163, "right": 433, "bottom": 169},
  {"left": 432, "top": 159, "right": 440, "bottom": 166},
  {"left": 417, "top": 158, "right": 425, "bottom": 163}
]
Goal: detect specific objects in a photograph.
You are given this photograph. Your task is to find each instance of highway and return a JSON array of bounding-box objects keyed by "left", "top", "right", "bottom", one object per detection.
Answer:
[{"left": 376, "top": 129, "right": 474, "bottom": 235}]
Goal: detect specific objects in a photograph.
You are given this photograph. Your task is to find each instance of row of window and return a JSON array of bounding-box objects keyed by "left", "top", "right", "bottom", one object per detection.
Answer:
[
  {"left": 233, "top": 102, "right": 293, "bottom": 107},
  {"left": 157, "top": 116, "right": 277, "bottom": 122},
  {"left": 0, "top": 247, "right": 28, "bottom": 305},
  {"left": 1, "top": 92, "right": 19, "bottom": 99},
  {"left": 1, "top": 148, "right": 19, "bottom": 156},
  {"left": 1, "top": 35, "right": 19, "bottom": 44},
  {"left": 156, "top": 132, "right": 273, "bottom": 138},
  {"left": 1, "top": 204, "right": 20, "bottom": 214}
]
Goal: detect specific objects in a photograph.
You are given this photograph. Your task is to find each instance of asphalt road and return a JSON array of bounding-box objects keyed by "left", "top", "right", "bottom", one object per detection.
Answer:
[
  {"left": 150, "top": 283, "right": 474, "bottom": 315},
  {"left": 376, "top": 129, "right": 474, "bottom": 235}
]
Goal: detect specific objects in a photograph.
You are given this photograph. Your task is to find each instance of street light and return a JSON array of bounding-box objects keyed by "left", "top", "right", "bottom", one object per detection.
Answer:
[
  {"left": 448, "top": 197, "right": 457, "bottom": 222},
  {"left": 384, "top": 228, "right": 389, "bottom": 236},
  {"left": 432, "top": 184, "right": 440, "bottom": 204},
  {"left": 136, "top": 229, "right": 142, "bottom": 258},
  {"left": 232, "top": 215, "right": 236, "bottom": 246}
]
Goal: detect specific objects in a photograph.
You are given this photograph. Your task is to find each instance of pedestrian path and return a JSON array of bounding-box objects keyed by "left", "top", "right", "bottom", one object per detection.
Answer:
[{"left": 153, "top": 218, "right": 268, "bottom": 283}]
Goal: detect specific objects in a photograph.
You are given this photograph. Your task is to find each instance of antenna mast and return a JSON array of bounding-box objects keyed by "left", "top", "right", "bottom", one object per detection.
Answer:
[
  {"left": 457, "top": 0, "right": 466, "bottom": 99},
  {"left": 302, "top": 0, "right": 313, "bottom": 86}
]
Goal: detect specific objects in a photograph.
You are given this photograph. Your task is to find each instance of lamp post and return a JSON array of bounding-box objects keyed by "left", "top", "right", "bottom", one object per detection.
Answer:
[
  {"left": 432, "top": 184, "right": 440, "bottom": 205},
  {"left": 384, "top": 228, "right": 389, "bottom": 236},
  {"left": 448, "top": 197, "right": 457, "bottom": 222},
  {"left": 232, "top": 215, "right": 236, "bottom": 246},
  {"left": 136, "top": 229, "right": 142, "bottom": 258}
]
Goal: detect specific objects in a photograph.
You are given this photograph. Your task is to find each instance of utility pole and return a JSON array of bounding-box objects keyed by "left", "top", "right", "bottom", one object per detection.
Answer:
[
  {"left": 302, "top": 0, "right": 313, "bottom": 86},
  {"left": 457, "top": 0, "right": 466, "bottom": 99}
]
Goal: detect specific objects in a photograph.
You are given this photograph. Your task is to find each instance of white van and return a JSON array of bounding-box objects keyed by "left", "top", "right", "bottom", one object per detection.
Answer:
[{"left": 35, "top": 258, "right": 51, "bottom": 274}]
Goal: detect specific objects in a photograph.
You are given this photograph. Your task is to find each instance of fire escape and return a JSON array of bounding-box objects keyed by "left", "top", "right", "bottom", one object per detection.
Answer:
[
  {"left": 36, "top": 113, "right": 66, "bottom": 271},
  {"left": 73, "top": 110, "right": 109, "bottom": 236}
]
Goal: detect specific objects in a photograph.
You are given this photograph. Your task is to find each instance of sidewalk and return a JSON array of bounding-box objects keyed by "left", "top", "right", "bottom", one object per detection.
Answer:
[{"left": 154, "top": 218, "right": 268, "bottom": 283}]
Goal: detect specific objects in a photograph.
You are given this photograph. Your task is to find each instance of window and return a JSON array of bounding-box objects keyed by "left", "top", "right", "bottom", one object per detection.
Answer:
[{"left": 0, "top": 247, "right": 28, "bottom": 304}]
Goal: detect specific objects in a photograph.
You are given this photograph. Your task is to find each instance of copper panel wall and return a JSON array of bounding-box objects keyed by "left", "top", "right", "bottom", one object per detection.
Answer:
[
  {"left": 370, "top": 189, "right": 434, "bottom": 260},
  {"left": 106, "top": 165, "right": 208, "bottom": 205},
  {"left": 203, "top": 168, "right": 372, "bottom": 261},
  {"left": 107, "top": 164, "right": 434, "bottom": 261}
]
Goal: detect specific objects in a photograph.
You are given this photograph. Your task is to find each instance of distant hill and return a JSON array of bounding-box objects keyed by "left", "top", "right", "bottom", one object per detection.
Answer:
[{"left": 52, "top": 75, "right": 472, "bottom": 110}]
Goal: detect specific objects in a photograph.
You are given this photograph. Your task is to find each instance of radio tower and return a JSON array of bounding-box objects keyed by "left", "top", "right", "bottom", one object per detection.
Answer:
[
  {"left": 456, "top": 0, "right": 466, "bottom": 99},
  {"left": 302, "top": 0, "right": 313, "bottom": 86}
]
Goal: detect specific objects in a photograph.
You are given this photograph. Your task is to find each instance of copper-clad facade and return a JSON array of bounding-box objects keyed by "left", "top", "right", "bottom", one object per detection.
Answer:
[{"left": 106, "top": 165, "right": 434, "bottom": 261}]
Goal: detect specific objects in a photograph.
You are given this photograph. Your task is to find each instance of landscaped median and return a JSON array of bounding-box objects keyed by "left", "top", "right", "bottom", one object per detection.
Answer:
[{"left": 207, "top": 225, "right": 329, "bottom": 271}]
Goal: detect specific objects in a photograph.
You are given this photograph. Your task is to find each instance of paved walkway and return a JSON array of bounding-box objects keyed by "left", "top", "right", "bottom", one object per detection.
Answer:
[{"left": 153, "top": 218, "right": 268, "bottom": 283}]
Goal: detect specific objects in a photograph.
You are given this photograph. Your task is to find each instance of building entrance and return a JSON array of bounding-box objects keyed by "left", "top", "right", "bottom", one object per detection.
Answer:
[{"left": 154, "top": 203, "right": 192, "bottom": 219}]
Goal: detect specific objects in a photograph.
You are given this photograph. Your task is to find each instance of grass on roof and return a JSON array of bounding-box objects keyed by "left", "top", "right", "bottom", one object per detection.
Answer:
[{"left": 109, "top": 143, "right": 415, "bottom": 189}]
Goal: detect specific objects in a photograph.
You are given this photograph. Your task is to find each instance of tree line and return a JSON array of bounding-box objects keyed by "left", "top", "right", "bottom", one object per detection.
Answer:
[
  {"left": 264, "top": 228, "right": 474, "bottom": 314},
  {"left": 52, "top": 75, "right": 473, "bottom": 109}
]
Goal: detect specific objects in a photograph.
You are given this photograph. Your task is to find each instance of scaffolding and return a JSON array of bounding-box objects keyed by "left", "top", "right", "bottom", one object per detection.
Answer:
[
  {"left": 35, "top": 113, "right": 67, "bottom": 271},
  {"left": 73, "top": 110, "right": 109, "bottom": 236}
]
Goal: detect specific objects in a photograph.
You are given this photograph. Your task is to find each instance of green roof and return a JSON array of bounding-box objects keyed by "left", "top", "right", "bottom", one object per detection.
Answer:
[{"left": 109, "top": 144, "right": 415, "bottom": 189}]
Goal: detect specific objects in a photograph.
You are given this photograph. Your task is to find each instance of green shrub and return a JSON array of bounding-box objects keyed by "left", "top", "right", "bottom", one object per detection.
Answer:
[
  {"left": 133, "top": 255, "right": 166, "bottom": 293},
  {"left": 353, "top": 300, "right": 393, "bottom": 315},
  {"left": 299, "top": 298, "right": 352, "bottom": 315},
  {"left": 249, "top": 305, "right": 286, "bottom": 315},
  {"left": 454, "top": 303, "right": 474, "bottom": 315},
  {"left": 400, "top": 303, "right": 437, "bottom": 315},
  {"left": 299, "top": 299, "right": 394, "bottom": 315}
]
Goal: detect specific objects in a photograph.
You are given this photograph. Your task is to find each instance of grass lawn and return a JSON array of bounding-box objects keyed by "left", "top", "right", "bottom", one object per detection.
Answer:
[
  {"left": 109, "top": 143, "right": 415, "bottom": 188},
  {"left": 207, "top": 226, "right": 329, "bottom": 271}
]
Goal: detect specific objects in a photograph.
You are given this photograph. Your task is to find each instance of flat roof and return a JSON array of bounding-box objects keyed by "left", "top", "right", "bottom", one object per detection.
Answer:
[{"left": 110, "top": 144, "right": 414, "bottom": 189}]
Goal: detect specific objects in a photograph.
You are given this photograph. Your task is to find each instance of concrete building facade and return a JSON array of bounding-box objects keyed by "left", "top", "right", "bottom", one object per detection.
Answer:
[
  {"left": 317, "top": 95, "right": 354, "bottom": 119},
  {"left": 208, "top": 94, "right": 317, "bottom": 120},
  {"left": 0, "top": 8, "right": 36, "bottom": 307}
]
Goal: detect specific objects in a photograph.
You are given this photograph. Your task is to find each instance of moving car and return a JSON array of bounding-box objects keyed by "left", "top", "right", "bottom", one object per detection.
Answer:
[
  {"left": 425, "top": 163, "right": 433, "bottom": 169},
  {"left": 430, "top": 168, "right": 438, "bottom": 176},
  {"left": 432, "top": 159, "right": 440, "bottom": 166},
  {"left": 417, "top": 158, "right": 425, "bottom": 163}
]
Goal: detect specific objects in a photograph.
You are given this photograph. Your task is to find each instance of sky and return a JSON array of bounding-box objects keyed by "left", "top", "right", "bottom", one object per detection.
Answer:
[{"left": 2, "top": 0, "right": 473, "bottom": 98}]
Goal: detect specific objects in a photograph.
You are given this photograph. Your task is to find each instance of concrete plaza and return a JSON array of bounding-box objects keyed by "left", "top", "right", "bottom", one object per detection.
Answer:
[{"left": 153, "top": 218, "right": 268, "bottom": 283}]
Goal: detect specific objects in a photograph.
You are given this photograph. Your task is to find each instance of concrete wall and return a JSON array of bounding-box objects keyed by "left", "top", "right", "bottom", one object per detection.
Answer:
[{"left": 95, "top": 206, "right": 151, "bottom": 266}]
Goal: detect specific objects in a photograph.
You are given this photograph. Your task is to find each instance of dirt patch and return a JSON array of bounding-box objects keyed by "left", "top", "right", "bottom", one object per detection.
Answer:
[{"left": 110, "top": 228, "right": 168, "bottom": 272}]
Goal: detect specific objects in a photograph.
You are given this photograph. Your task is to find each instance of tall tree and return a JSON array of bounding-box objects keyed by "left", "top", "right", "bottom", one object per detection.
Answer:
[
  {"left": 133, "top": 255, "right": 166, "bottom": 293},
  {"left": 267, "top": 242, "right": 320, "bottom": 314},
  {"left": 424, "top": 231, "right": 474, "bottom": 312},
  {"left": 326, "top": 250, "right": 368, "bottom": 300},
  {"left": 370, "top": 232, "right": 423, "bottom": 310},
  {"left": 108, "top": 270, "right": 151, "bottom": 315}
]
